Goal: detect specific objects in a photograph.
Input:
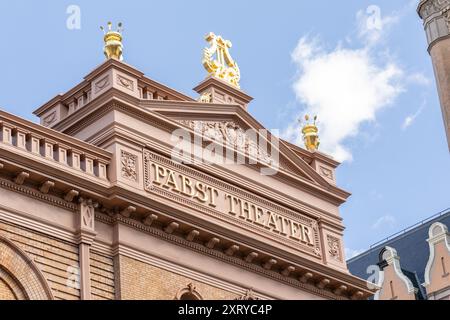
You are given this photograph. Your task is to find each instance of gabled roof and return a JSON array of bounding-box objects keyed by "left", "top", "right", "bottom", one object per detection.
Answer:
[{"left": 347, "top": 209, "right": 450, "bottom": 293}]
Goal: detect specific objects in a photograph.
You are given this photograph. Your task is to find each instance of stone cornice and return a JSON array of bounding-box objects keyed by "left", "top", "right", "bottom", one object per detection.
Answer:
[
  {"left": 0, "top": 177, "right": 77, "bottom": 212},
  {"left": 283, "top": 139, "right": 341, "bottom": 169},
  {"left": 95, "top": 212, "right": 373, "bottom": 300},
  {"left": 84, "top": 59, "right": 145, "bottom": 81},
  {"left": 84, "top": 59, "right": 194, "bottom": 101},
  {"left": 193, "top": 76, "right": 254, "bottom": 104},
  {"left": 34, "top": 59, "right": 195, "bottom": 118}
]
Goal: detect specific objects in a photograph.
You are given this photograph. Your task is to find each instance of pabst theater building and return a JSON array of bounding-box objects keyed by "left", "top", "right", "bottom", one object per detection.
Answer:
[{"left": 0, "top": 24, "right": 373, "bottom": 300}]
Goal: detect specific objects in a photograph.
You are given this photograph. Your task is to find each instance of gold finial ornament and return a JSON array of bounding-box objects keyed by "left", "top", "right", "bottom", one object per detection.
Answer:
[
  {"left": 202, "top": 32, "right": 241, "bottom": 88},
  {"left": 301, "top": 115, "right": 320, "bottom": 151},
  {"left": 101, "top": 22, "right": 124, "bottom": 61}
]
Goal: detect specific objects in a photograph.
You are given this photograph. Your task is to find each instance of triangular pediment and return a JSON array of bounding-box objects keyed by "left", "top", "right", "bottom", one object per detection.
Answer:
[{"left": 151, "top": 103, "right": 331, "bottom": 188}]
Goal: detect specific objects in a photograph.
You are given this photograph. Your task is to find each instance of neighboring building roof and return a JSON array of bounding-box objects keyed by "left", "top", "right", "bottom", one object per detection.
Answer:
[{"left": 347, "top": 208, "right": 450, "bottom": 294}]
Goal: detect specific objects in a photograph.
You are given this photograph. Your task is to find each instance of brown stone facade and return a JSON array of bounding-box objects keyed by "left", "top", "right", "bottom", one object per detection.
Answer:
[
  {"left": 429, "top": 39, "right": 450, "bottom": 149},
  {"left": 0, "top": 56, "right": 375, "bottom": 300},
  {"left": 418, "top": 0, "right": 450, "bottom": 149}
]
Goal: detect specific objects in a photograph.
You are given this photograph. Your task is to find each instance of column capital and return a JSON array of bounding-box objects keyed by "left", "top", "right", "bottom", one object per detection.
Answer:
[{"left": 418, "top": 0, "right": 450, "bottom": 51}]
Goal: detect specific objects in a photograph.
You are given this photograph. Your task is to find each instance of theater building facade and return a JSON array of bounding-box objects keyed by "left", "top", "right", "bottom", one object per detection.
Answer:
[{"left": 0, "top": 26, "right": 373, "bottom": 300}]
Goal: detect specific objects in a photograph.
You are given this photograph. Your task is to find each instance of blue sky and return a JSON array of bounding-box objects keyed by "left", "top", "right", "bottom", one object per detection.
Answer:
[{"left": 0, "top": 1, "right": 449, "bottom": 259}]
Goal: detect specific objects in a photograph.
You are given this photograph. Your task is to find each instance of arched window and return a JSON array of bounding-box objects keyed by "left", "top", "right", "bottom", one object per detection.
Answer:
[
  {"left": 0, "top": 236, "right": 53, "bottom": 300},
  {"left": 179, "top": 292, "right": 200, "bottom": 300},
  {"left": 175, "top": 283, "right": 203, "bottom": 300}
]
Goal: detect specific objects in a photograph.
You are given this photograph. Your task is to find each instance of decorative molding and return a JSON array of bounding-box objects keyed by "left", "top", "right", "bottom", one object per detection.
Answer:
[
  {"left": 423, "top": 222, "right": 450, "bottom": 288},
  {"left": 94, "top": 75, "right": 110, "bottom": 94},
  {"left": 95, "top": 212, "right": 354, "bottom": 300},
  {"left": 0, "top": 177, "right": 77, "bottom": 211},
  {"left": 143, "top": 149, "right": 322, "bottom": 258},
  {"left": 64, "top": 189, "right": 79, "bottom": 202},
  {"left": 120, "top": 205, "right": 136, "bottom": 218},
  {"left": 236, "top": 288, "right": 260, "bottom": 300},
  {"left": 176, "top": 120, "right": 278, "bottom": 167},
  {"left": 378, "top": 246, "right": 415, "bottom": 298},
  {"left": 14, "top": 171, "right": 29, "bottom": 185},
  {"left": 0, "top": 207, "right": 77, "bottom": 245},
  {"left": 116, "top": 75, "right": 134, "bottom": 91},
  {"left": 419, "top": 0, "right": 450, "bottom": 20},
  {"left": 39, "top": 181, "right": 55, "bottom": 194},
  {"left": 327, "top": 235, "right": 342, "bottom": 262},
  {"left": 121, "top": 150, "right": 138, "bottom": 181},
  {"left": 78, "top": 198, "right": 97, "bottom": 231},
  {"left": 319, "top": 166, "right": 334, "bottom": 180},
  {"left": 43, "top": 111, "right": 57, "bottom": 126}
]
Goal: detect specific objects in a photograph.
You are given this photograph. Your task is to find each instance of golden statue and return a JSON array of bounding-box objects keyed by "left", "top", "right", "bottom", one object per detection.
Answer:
[
  {"left": 301, "top": 115, "right": 320, "bottom": 151},
  {"left": 101, "top": 22, "right": 124, "bottom": 61},
  {"left": 202, "top": 32, "right": 241, "bottom": 88}
]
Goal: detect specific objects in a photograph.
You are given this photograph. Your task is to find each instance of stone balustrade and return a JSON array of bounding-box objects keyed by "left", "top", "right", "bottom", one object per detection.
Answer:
[{"left": 0, "top": 110, "right": 110, "bottom": 181}]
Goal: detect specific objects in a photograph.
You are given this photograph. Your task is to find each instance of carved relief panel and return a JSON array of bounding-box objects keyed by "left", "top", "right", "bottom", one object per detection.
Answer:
[
  {"left": 121, "top": 150, "right": 138, "bottom": 182},
  {"left": 322, "top": 230, "right": 346, "bottom": 270},
  {"left": 90, "top": 68, "right": 140, "bottom": 102},
  {"left": 78, "top": 197, "right": 97, "bottom": 232},
  {"left": 177, "top": 120, "right": 278, "bottom": 167},
  {"left": 327, "top": 235, "right": 342, "bottom": 262}
]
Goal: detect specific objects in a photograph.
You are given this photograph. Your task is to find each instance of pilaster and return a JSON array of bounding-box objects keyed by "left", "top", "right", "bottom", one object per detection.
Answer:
[{"left": 76, "top": 197, "right": 98, "bottom": 300}]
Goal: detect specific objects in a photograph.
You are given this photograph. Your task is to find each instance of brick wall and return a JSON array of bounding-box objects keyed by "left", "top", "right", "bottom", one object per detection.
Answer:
[
  {"left": 90, "top": 251, "right": 115, "bottom": 300},
  {"left": 0, "top": 273, "right": 18, "bottom": 300},
  {"left": 0, "top": 221, "right": 80, "bottom": 300},
  {"left": 115, "top": 255, "right": 238, "bottom": 300}
]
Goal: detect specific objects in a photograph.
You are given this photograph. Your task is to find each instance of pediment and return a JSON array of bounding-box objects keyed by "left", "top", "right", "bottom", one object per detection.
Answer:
[{"left": 152, "top": 104, "right": 332, "bottom": 188}]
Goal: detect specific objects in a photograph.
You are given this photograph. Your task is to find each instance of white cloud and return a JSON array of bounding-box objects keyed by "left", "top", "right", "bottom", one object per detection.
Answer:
[
  {"left": 402, "top": 100, "right": 426, "bottom": 130},
  {"left": 406, "top": 73, "right": 431, "bottom": 86},
  {"left": 371, "top": 215, "right": 396, "bottom": 230},
  {"left": 284, "top": 37, "right": 403, "bottom": 162},
  {"left": 345, "top": 247, "right": 365, "bottom": 260},
  {"left": 281, "top": 4, "right": 427, "bottom": 162}
]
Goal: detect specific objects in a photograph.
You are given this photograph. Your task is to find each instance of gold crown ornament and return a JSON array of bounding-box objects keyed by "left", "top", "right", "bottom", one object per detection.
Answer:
[
  {"left": 301, "top": 115, "right": 320, "bottom": 151},
  {"left": 100, "top": 22, "right": 124, "bottom": 61}
]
